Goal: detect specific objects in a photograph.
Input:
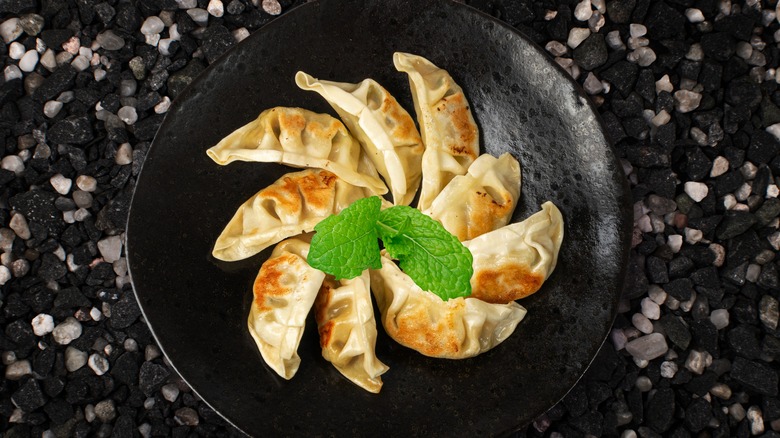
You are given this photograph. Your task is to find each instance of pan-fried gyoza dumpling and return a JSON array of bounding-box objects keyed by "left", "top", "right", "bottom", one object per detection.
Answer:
[
  {"left": 393, "top": 52, "right": 480, "bottom": 211},
  {"left": 314, "top": 271, "right": 389, "bottom": 393},
  {"left": 463, "top": 202, "right": 564, "bottom": 304},
  {"left": 206, "top": 107, "right": 387, "bottom": 196},
  {"left": 213, "top": 169, "right": 372, "bottom": 261},
  {"left": 369, "top": 254, "right": 526, "bottom": 359},
  {"left": 295, "top": 72, "right": 424, "bottom": 206},
  {"left": 248, "top": 236, "right": 326, "bottom": 380},
  {"left": 423, "top": 153, "right": 521, "bottom": 241}
]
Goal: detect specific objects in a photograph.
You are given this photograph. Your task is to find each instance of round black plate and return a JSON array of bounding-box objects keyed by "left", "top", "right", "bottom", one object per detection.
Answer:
[{"left": 127, "top": 0, "right": 632, "bottom": 435}]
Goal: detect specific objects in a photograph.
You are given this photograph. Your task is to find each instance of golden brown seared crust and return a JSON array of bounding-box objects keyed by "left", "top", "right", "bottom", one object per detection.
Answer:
[
  {"left": 259, "top": 170, "right": 338, "bottom": 215},
  {"left": 437, "top": 93, "right": 478, "bottom": 159},
  {"left": 253, "top": 253, "right": 300, "bottom": 311},
  {"left": 471, "top": 263, "right": 544, "bottom": 304},
  {"left": 381, "top": 94, "right": 424, "bottom": 153},
  {"left": 387, "top": 299, "right": 466, "bottom": 357},
  {"left": 314, "top": 278, "right": 337, "bottom": 347},
  {"left": 466, "top": 191, "right": 514, "bottom": 241}
]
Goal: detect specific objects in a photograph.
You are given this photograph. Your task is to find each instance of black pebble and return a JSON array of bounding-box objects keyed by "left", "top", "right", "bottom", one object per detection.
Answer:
[
  {"left": 32, "top": 64, "right": 77, "bottom": 103},
  {"left": 683, "top": 397, "right": 713, "bottom": 432},
  {"left": 748, "top": 130, "right": 780, "bottom": 166},
  {"left": 573, "top": 34, "right": 608, "bottom": 71},
  {"left": 12, "top": 378, "right": 48, "bottom": 412},
  {"left": 110, "top": 293, "right": 142, "bottom": 329},
  {"left": 10, "top": 189, "right": 63, "bottom": 235},
  {"left": 716, "top": 211, "right": 757, "bottom": 240},
  {"left": 700, "top": 32, "right": 736, "bottom": 62},
  {"left": 645, "top": 387, "right": 675, "bottom": 433},
  {"left": 201, "top": 25, "right": 236, "bottom": 64},
  {"left": 601, "top": 61, "right": 638, "bottom": 97},
  {"left": 661, "top": 314, "right": 692, "bottom": 349},
  {"left": 111, "top": 352, "right": 140, "bottom": 386},
  {"left": 138, "top": 361, "right": 170, "bottom": 396},
  {"left": 691, "top": 320, "right": 719, "bottom": 356},
  {"left": 730, "top": 356, "right": 779, "bottom": 396},
  {"left": 727, "top": 324, "right": 762, "bottom": 360},
  {"left": 37, "top": 253, "right": 67, "bottom": 281},
  {"left": 48, "top": 116, "right": 95, "bottom": 145}
]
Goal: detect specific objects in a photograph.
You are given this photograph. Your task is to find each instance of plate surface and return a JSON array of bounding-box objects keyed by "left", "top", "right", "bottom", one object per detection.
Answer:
[{"left": 127, "top": 0, "right": 632, "bottom": 435}]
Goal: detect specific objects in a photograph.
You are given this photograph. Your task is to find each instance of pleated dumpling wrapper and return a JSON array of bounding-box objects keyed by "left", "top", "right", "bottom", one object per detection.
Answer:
[
  {"left": 463, "top": 202, "right": 564, "bottom": 304},
  {"left": 369, "top": 254, "right": 526, "bottom": 359},
  {"left": 206, "top": 107, "right": 387, "bottom": 196},
  {"left": 423, "top": 152, "right": 521, "bottom": 241},
  {"left": 314, "top": 271, "right": 389, "bottom": 393},
  {"left": 393, "top": 52, "right": 480, "bottom": 211},
  {"left": 213, "top": 169, "right": 375, "bottom": 261},
  {"left": 295, "top": 72, "right": 424, "bottom": 206},
  {"left": 248, "top": 236, "right": 326, "bottom": 380}
]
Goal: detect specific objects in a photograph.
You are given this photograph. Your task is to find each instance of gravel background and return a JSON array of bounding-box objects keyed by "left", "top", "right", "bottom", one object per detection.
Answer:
[{"left": 2, "top": 0, "right": 780, "bottom": 437}]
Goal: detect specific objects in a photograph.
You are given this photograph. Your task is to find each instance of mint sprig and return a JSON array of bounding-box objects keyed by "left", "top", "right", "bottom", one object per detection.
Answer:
[
  {"left": 307, "top": 196, "right": 473, "bottom": 300},
  {"left": 308, "top": 196, "right": 382, "bottom": 280}
]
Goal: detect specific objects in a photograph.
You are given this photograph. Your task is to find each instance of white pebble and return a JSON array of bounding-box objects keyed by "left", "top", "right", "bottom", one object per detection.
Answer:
[
  {"left": 635, "top": 376, "right": 653, "bottom": 391},
  {"left": 40, "top": 49, "right": 56, "bottom": 71},
  {"left": 31, "top": 314, "right": 54, "bottom": 336},
  {"left": 52, "top": 317, "right": 83, "bottom": 345},
  {"left": 736, "top": 41, "right": 753, "bottom": 60},
  {"left": 94, "top": 69, "right": 106, "bottom": 82},
  {"left": 124, "top": 338, "right": 138, "bottom": 352},
  {"left": 117, "top": 106, "right": 138, "bottom": 125},
  {"left": 684, "top": 181, "right": 708, "bottom": 202},
  {"left": 145, "top": 33, "right": 160, "bottom": 47},
  {"left": 176, "top": 0, "right": 197, "bottom": 8},
  {"left": 660, "top": 360, "right": 678, "bottom": 378},
  {"left": 187, "top": 8, "right": 209, "bottom": 26},
  {"left": 208, "top": 0, "right": 224, "bottom": 17},
  {"left": 606, "top": 30, "right": 624, "bottom": 50},
  {"left": 74, "top": 208, "right": 91, "bottom": 222},
  {"left": 768, "top": 185, "right": 779, "bottom": 198},
  {"left": 583, "top": 72, "right": 603, "bottom": 94},
  {"left": 741, "top": 161, "right": 758, "bottom": 179},
  {"left": 632, "top": 313, "right": 653, "bottom": 334},
  {"left": 629, "top": 23, "right": 647, "bottom": 38},
  {"left": 574, "top": 0, "right": 592, "bottom": 21},
  {"left": 0, "top": 18, "right": 22, "bottom": 43},
  {"left": 686, "top": 43, "right": 704, "bottom": 62},
  {"left": 685, "top": 227, "right": 703, "bottom": 244},
  {"left": 685, "top": 349, "right": 709, "bottom": 375},
  {"left": 4, "top": 65, "right": 23, "bottom": 82},
  {"left": 65, "top": 346, "right": 88, "bottom": 371},
  {"left": 630, "top": 47, "right": 657, "bottom": 67},
  {"left": 98, "top": 235, "right": 123, "bottom": 263},
  {"left": 50, "top": 173, "right": 72, "bottom": 195},
  {"left": 61, "top": 36, "right": 80, "bottom": 54},
  {"left": 545, "top": 40, "right": 568, "bottom": 57},
  {"left": 232, "top": 27, "right": 250, "bottom": 43},
  {"left": 145, "top": 344, "right": 161, "bottom": 361},
  {"left": 9, "top": 213, "right": 30, "bottom": 239},
  {"left": 9, "top": 41, "right": 25, "bottom": 59},
  {"left": 748, "top": 406, "right": 764, "bottom": 435},
  {"left": 162, "top": 384, "right": 180, "bottom": 402},
  {"left": 710, "top": 383, "right": 732, "bottom": 399},
  {"left": 71, "top": 54, "right": 90, "bottom": 71},
  {"left": 154, "top": 96, "right": 171, "bottom": 114},
  {"left": 262, "top": 0, "right": 282, "bottom": 15},
  {"left": 90, "top": 307, "right": 102, "bottom": 321},
  {"left": 656, "top": 74, "right": 674, "bottom": 94},
  {"left": 611, "top": 328, "right": 628, "bottom": 350},
  {"left": 567, "top": 27, "right": 591, "bottom": 49},
  {"left": 674, "top": 89, "right": 702, "bottom": 113},
  {"left": 169, "top": 24, "right": 181, "bottom": 41},
  {"left": 5, "top": 359, "right": 32, "bottom": 380},
  {"left": 746, "top": 264, "right": 761, "bottom": 283},
  {"left": 667, "top": 234, "right": 683, "bottom": 253},
  {"left": 730, "top": 403, "right": 746, "bottom": 421},
  {"left": 686, "top": 8, "right": 705, "bottom": 23},
  {"left": 723, "top": 194, "right": 738, "bottom": 210},
  {"left": 710, "top": 156, "right": 729, "bottom": 177},
  {"left": 88, "top": 353, "right": 110, "bottom": 375},
  {"left": 648, "top": 285, "right": 668, "bottom": 306},
  {"left": 735, "top": 182, "right": 752, "bottom": 201},
  {"left": 641, "top": 297, "right": 661, "bottom": 320},
  {"left": 115, "top": 143, "right": 133, "bottom": 165},
  {"left": 43, "top": 100, "right": 63, "bottom": 118},
  {"left": 0, "top": 266, "right": 10, "bottom": 286},
  {"left": 76, "top": 175, "right": 97, "bottom": 192},
  {"left": 141, "top": 16, "right": 165, "bottom": 35},
  {"left": 158, "top": 38, "right": 175, "bottom": 56},
  {"left": 625, "top": 333, "right": 668, "bottom": 361},
  {"left": 636, "top": 214, "right": 652, "bottom": 232},
  {"left": 650, "top": 110, "right": 671, "bottom": 127},
  {"left": 1, "top": 155, "right": 24, "bottom": 174}
]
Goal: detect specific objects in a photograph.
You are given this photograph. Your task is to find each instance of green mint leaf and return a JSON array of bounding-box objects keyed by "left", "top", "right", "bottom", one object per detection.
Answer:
[
  {"left": 376, "top": 206, "right": 473, "bottom": 300},
  {"left": 308, "top": 196, "right": 382, "bottom": 280}
]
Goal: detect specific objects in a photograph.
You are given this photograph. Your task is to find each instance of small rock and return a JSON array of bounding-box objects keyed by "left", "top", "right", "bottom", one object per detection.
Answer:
[
  {"left": 96, "top": 30, "right": 125, "bottom": 51},
  {"left": 141, "top": 16, "right": 164, "bottom": 35},
  {"left": 9, "top": 213, "right": 30, "bottom": 239},
  {"left": 94, "top": 399, "right": 116, "bottom": 423},
  {"left": 4, "top": 64, "right": 22, "bottom": 82},
  {"left": 52, "top": 317, "right": 82, "bottom": 345},
  {"left": 625, "top": 333, "right": 668, "bottom": 360},
  {"left": 97, "top": 235, "right": 123, "bottom": 263},
  {"left": 632, "top": 313, "right": 653, "bottom": 334},
  {"left": 686, "top": 8, "right": 705, "bottom": 23},
  {"left": 43, "top": 100, "right": 63, "bottom": 118},
  {"left": 117, "top": 106, "right": 137, "bottom": 125},
  {"left": 19, "top": 50, "right": 39, "bottom": 72},
  {"left": 660, "top": 360, "right": 678, "bottom": 378},
  {"left": 574, "top": 0, "right": 592, "bottom": 21},
  {"left": 262, "top": 0, "right": 282, "bottom": 15},
  {"left": 674, "top": 90, "right": 702, "bottom": 113},
  {"left": 730, "top": 403, "right": 747, "bottom": 421},
  {"left": 187, "top": 8, "right": 209, "bottom": 26},
  {"left": 0, "top": 266, "right": 10, "bottom": 286},
  {"left": 31, "top": 313, "right": 54, "bottom": 336},
  {"left": 748, "top": 406, "right": 765, "bottom": 435},
  {"left": 154, "top": 96, "right": 171, "bottom": 114},
  {"left": 760, "top": 295, "right": 779, "bottom": 330},
  {"left": 1, "top": 18, "right": 23, "bottom": 43},
  {"left": 49, "top": 174, "right": 72, "bottom": 195},
  {"left": 9, "top": 41, "right": 24, "bottom": 59},
  {"left": 75, "top": 175, "right": 97, "bottom": 192},
  {"left": 710, "top": 309, "right": 729, "bottom": 329},
  {"left": 5, "top": 359, "right": 32, "bottom": 380},
  {"left": 207, "top": 0, "right": 224, "bottom": 17},
  {"left": 64, "top": 346, "right": 87, "bottom": 372},
  {"left": 88, "top": 353, "right": 110, "bottom": 376},
  {"left": 11, "top": 379, "right": 47, "bottom": 412},
  {"left": 567, "top": 27, "right": 591, "bottom": 49},
  {"left": 162, "top": 383, "right": 180, "bottom": 402},
  {"left": 115, "top": 143, "right": 133, "bottom": 165},
  {"left": 656, "top": 74, "right": 673, "bottom": 94},
  {"left": 175, "top": 407, "right": 199, "bottom": 426},
  {"left": 685, "top": 349, "right": 709, "bottom": 375}
]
